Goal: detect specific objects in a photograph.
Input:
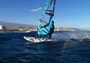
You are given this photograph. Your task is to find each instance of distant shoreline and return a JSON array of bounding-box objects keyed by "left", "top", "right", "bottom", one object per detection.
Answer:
[{"left": 0, "top": 27, "right": 89, "bottom": 32}]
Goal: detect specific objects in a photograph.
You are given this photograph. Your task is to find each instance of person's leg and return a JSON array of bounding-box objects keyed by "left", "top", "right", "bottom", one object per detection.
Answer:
[
  {"left": 49, "top": 33, "right": 52, "bottom": 39},
  {"left": 35, "top": 33, "right": 38, "bottom": 39},
  {"left": 49, "top": 34, "right": 51, "bottom": 39}
]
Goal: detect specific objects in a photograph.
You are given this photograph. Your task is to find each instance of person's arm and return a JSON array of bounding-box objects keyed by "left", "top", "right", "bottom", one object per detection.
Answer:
[{"left": 41, "top": 23, "right": 49, "bottom": 28}]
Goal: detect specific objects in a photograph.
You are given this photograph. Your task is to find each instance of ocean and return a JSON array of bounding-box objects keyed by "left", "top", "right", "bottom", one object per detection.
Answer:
[{"left": 0, "top": 31, "right": 90, "bottom": 63}]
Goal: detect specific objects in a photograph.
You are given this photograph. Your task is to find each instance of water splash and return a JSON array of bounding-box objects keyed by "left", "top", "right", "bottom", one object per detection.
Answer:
[{"left": 52, "top": 31, "right": 90, "bottom": 41}]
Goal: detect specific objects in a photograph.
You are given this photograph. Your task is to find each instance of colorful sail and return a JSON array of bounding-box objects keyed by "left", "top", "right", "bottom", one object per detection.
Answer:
[{"left": 37, "top": 0, "right": 56, "bottom": 37}]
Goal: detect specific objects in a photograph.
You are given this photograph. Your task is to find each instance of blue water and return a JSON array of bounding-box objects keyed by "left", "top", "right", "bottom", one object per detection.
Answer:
[{"left": 0, "top": 31, "right": 90, "bottom": 63}]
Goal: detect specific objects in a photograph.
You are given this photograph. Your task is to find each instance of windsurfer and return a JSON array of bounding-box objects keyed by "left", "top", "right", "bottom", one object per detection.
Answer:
[{"left": 49, "top": 21, "right": 55, "bottom": 39}]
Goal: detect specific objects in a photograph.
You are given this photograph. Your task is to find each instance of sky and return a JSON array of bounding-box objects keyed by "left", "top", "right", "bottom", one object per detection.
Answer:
[{"left": 0, "top": 0, "right": 90, "bottom": 29}]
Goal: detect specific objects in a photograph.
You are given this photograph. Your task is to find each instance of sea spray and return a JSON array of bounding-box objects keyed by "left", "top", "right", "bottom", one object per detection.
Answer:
[{"left": 52, "top": 31, "right": 90, "bottom": 41}]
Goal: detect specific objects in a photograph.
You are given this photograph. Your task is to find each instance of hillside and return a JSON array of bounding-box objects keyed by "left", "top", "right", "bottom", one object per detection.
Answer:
[
  {"left": 0, "top": 21, "right": 37, "bottom": 28},
  {"left": 55, "top": 27, "right": 89, "bottom": 31},
  {"left": 0, "top": 21, "right": 89, "bottom": 31}
]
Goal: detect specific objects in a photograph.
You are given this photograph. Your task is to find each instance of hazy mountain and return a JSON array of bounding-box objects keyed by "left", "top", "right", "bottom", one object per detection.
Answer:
[
  {"left": 0, "top": 21, "right": 37, "bottom": 28},
  {"left": 55, "top": 27, "right": 89, "bottom": 31},
  {"left": 0, "top": 21, "right": 89, "bottom": 31}
]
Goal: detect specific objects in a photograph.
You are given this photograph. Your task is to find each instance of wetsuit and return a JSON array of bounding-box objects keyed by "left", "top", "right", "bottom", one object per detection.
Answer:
[{"left": 49, "top": 25, "right": 55, "bottom": 39}]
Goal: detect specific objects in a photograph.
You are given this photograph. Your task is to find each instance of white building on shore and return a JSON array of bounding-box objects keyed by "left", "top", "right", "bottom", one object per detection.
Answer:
[{"left": 0, "top": 25, "right": 6, "bottom": 31}]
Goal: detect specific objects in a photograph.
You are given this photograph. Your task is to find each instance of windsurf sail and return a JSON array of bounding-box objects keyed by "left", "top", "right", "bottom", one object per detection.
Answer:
[{"left": 37, "top": 0, "right": 56, "bottom": 37}]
